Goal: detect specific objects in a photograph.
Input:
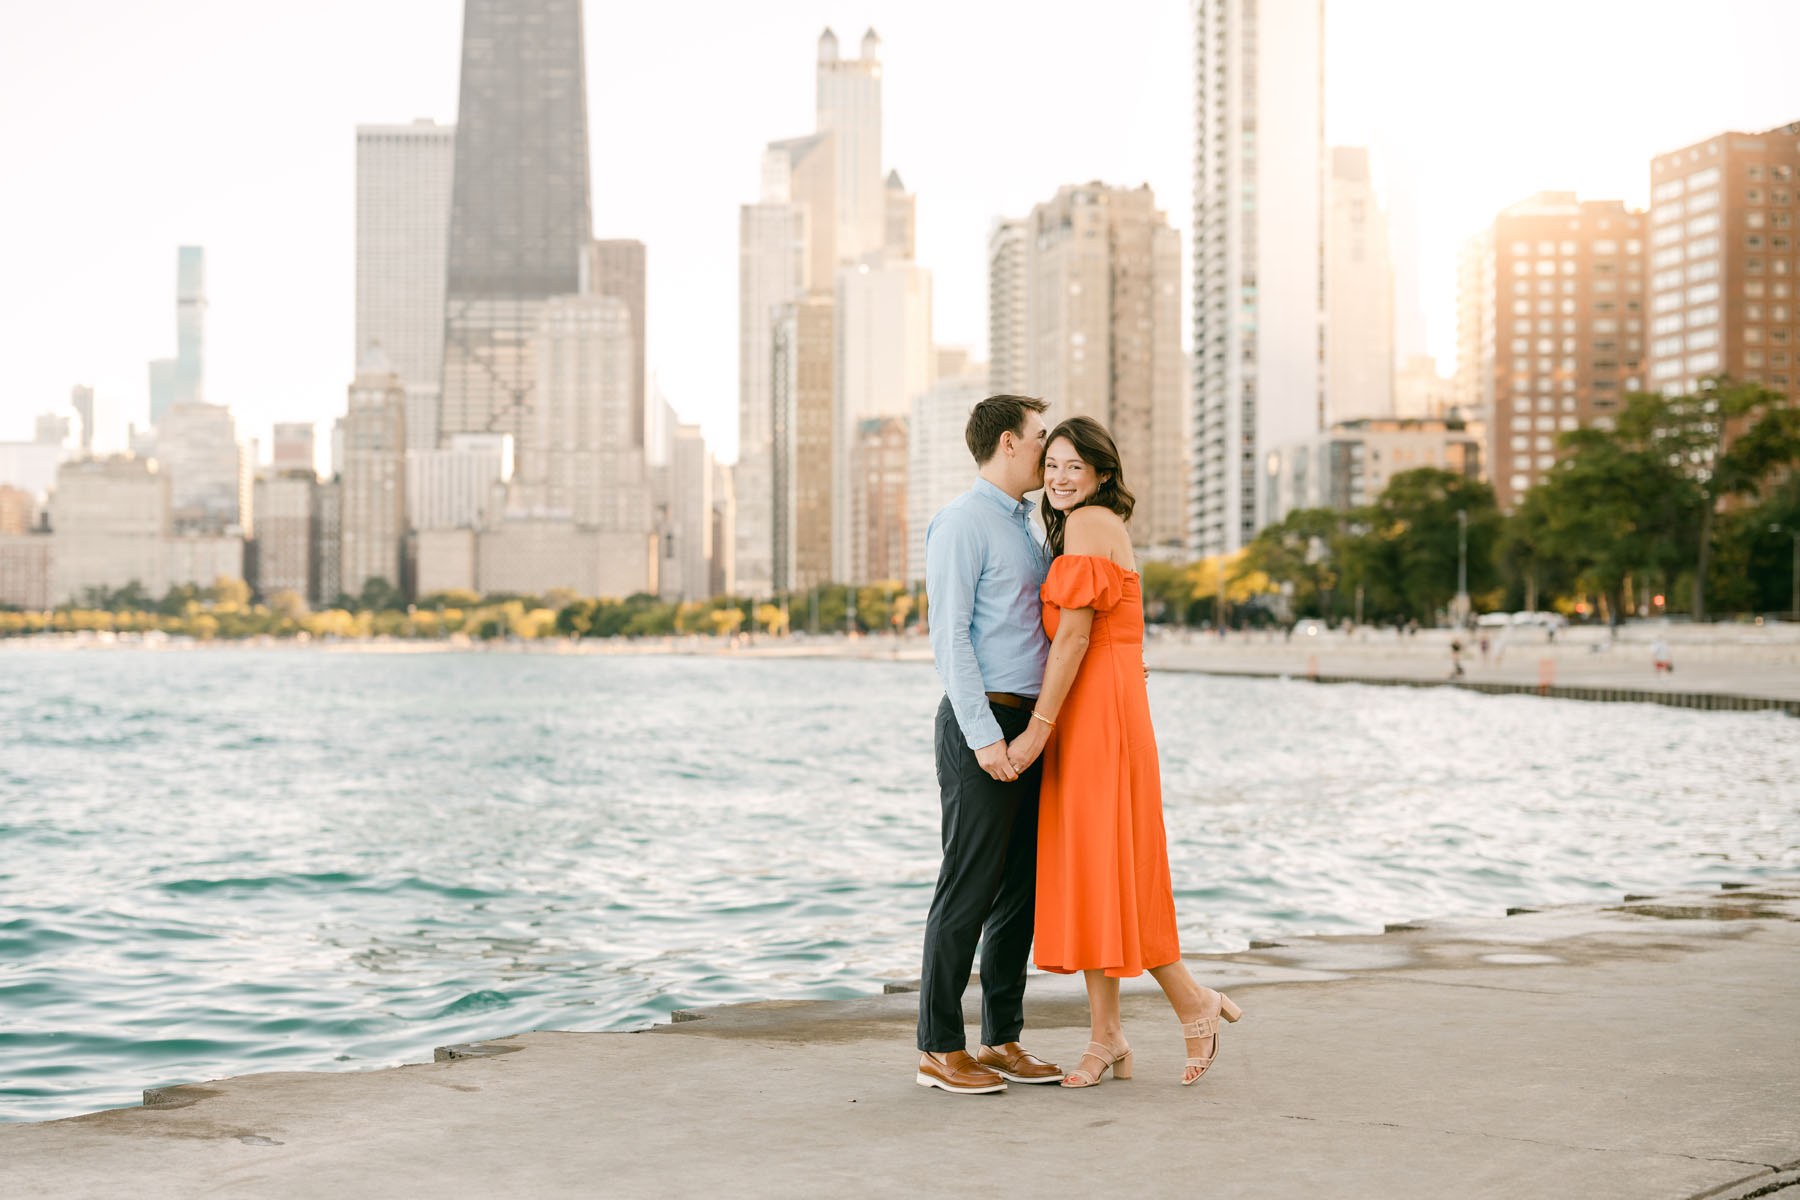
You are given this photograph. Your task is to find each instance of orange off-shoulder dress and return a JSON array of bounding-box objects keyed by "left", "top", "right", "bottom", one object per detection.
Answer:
[{"left": 1033, "top": 555, "right": 1181, "bottom": 978}]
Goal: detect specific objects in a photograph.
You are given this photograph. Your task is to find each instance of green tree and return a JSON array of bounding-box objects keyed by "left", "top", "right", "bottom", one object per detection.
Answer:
[
  {"left": 1496, "top": 485, "right": 1582, "bottom": 613},
  {"left": 1336, "top": 469, "right": 1501, "bottom": 623},
  {"left": 1636, "top": 379, "right": 1800, "bottom": 619},
  {"left": 356, "top": 576, "right": 404, "bottom": 613},
  {"left": 1530, "top": 415, "right": 1697, "bottom": 625},
  {"left": 1237, "top": 507, "right": 1343, "bottom": 618}
]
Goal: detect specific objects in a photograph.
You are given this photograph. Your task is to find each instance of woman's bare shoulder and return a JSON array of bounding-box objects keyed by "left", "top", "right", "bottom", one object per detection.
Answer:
[{"left": 1065, "top": 505, "right": 1130, "bottom": 560}]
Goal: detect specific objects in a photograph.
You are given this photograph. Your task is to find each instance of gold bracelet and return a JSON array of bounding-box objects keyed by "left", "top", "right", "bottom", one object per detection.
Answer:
[{"left": 1031, "top": 710, "right": 1056, "bottom": 729}]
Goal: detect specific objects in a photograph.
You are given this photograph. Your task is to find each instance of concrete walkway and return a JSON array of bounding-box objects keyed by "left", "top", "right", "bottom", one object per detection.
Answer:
[{"left": 4, "top": 883, "right": 1797, "bottom": 1199}]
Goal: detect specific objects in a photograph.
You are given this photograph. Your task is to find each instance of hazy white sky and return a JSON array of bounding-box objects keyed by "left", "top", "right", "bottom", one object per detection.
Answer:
[{"left": 3, "top": 1, "right": 1796, "bottom": 462}]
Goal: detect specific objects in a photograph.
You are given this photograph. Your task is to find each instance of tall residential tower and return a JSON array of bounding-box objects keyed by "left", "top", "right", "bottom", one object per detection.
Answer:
[
  {"left": 356, "top": 119, "right": 455, "bottom": 451},
  {"left": 1191, "top": 0, "right": 1326, "bottom": 555}
]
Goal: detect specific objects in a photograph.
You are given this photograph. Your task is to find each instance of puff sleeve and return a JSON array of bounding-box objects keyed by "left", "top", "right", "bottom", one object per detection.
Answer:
[{"left": 1040, "top": 555, "right": 1126, "bottom": 613}]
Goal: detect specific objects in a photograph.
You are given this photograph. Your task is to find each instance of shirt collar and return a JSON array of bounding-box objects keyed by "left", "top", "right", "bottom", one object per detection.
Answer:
[{"left": 973, "top": 476, "right": 1034, "bottom": 520}]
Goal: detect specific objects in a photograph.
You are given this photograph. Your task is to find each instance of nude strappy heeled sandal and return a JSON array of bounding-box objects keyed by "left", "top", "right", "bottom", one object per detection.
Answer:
[
  {"left": 1180, "top": 991, "right": 1242, "bottom": 1085},
  {"left": 1061, "top": 1040, "right": 1133, "bottom": 1088}
]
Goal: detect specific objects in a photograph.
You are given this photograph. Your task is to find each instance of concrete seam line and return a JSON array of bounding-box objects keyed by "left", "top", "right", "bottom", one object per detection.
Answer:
[{"left": 1269, "top": 1111, "right": 1791, "bottom": 1168}]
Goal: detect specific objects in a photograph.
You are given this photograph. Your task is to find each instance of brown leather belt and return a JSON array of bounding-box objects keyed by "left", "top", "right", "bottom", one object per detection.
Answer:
[{"left": 985, "top": 691, "right": 1037, "bottom": 709}]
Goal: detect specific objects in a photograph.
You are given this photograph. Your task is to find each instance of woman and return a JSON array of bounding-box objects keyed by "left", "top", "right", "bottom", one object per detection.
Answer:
[{"left": 1004, "top": 416, "right": 1241, "bottom": 1088}]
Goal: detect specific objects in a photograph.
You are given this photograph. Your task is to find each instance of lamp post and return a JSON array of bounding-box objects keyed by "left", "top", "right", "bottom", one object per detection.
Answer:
[
  {"left": 1452, "top": 508, "right": 1470, "bottom": 625},
  {"left": 1773, "top": 524, "right": 1800, "bottom": 622}
]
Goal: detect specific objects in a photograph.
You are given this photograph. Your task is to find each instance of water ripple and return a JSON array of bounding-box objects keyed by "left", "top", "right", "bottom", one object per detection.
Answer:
[{"left": 0, "top": 647, "right": 1796, "bottom": 1121}]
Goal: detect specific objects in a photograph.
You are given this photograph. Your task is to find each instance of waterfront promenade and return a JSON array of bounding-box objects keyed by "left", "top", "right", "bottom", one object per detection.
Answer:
[{"left": 3, "top": 882, "right": 1796, "bottom": 1199}]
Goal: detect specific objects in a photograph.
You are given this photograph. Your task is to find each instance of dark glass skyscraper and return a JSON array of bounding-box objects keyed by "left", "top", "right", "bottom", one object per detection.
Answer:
[{"left": 439, "top": 0, "right": 594, "bottom": 451}]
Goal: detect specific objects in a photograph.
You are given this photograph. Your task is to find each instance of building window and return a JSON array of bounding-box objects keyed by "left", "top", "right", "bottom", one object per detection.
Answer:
[
  {"left": 1749, "top": 235, "right": 1766, "bottom": 250},
  {"left": 1688, "top": 260, "right": 1720, "bottom": 282},
  {"left": 1688, "top": 189, "right": 1721, "bottom": 213},
  {"left": 1594, "top": 279, "right": 1618, "bottom": 293},
  {"left": 1513, "top": 279, "right": 1531, "bottom": 295},
  {"left": 1594, "top": 340, "right": 1617, "bottom": 353},
  {"left": 1750, "top": 165, "right": 1766, "bottom": 181},
  {"left": 1561, "top": 299, "right": 1577, "bottom": 314},
  {"left": 1748, "top": 280, "right": 1767, "bottom": 297},
  {"left": 1652, "top": 224, "right": 1682, "bottom": 247},
  {"left": 1748, "top": 258, "right": 1765, "bottom": 274},
  {"left": 1687, "top": 350, "right": 1721, "bottom": 372},
  {"left": 1509, "top": 474, "right": 1531, "bottom": 493},
  {"left": 1747, "top": 189, "right": 1764, "bottom": 205},
  {"left": 1745, "top": 327, "right": 1764, "bottom": 344},
  {"left": 1685, "top": 329, "right": 1717, "bottom": 351},
  {"left": 1537, "top": 241, "right": 1556, "bottom": 255},
  {"left": 1746, "top": 350, "right": 1766, "bottom": 368},
  {"left": 1774, "top": 329, "right": 1791, "bottom": 345},
  {"left": 1747, "top": 303, "right": 1764, "bottom": 321},
  {"left": 1594, "top": 300, "right": 1617, "bottom": 314},
  {"left": 1748, "top": 210, "right": 1767, "bottom": 229}
]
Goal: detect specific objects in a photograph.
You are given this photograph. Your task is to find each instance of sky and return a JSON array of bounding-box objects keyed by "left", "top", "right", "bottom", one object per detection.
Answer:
[{"left": 3, "top": 1, "right": 1797, "bottom": 464}]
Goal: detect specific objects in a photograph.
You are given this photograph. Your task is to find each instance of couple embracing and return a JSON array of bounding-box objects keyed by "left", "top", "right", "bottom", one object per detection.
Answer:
[{"left": 915, "top": 395, "right": 1241, "bottom": 1094}]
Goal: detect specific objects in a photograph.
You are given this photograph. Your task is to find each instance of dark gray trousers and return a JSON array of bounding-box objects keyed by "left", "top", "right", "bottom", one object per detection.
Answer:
[{"left": 916, "top": 695, "right": 1042, "bottom": 1052}]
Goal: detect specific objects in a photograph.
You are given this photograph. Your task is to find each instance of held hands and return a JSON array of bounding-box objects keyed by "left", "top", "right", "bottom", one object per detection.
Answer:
[
  {"left": 974, "top": 739, "right": 1019, "bottom": 783},
  {"left": 1005, "top": 723, "right": 1049, "bottom": 776}
]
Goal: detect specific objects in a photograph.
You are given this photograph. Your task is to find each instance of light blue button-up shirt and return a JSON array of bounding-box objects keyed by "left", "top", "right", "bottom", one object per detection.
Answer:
[{"left": 926, "top": 477, "right": 1051, "bottom": 750}]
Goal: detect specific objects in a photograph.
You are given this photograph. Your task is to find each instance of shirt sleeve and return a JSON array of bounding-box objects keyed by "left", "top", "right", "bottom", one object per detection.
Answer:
[{"left": 926, "top": 509, "right": 1004, "bottom": 750}]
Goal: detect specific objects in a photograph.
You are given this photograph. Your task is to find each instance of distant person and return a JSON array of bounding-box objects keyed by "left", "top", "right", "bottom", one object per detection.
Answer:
[
  {"left": 1449, "top": 637, "right": 1465, "bottom": 679},
  {"left": 1004, "top": 416, "right": 1242, "bottom": 1089},
  {"left": 1652, "top": 638, "right": 1674, "bottom": 676},
  {"left": 915, "top": 394, "right": 1061, "bottom": 1095}
]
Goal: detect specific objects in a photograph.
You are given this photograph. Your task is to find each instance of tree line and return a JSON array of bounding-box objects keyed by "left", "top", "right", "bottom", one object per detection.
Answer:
[{"left": 1141, "top": 379, "right": 1800, "bottom": 627}]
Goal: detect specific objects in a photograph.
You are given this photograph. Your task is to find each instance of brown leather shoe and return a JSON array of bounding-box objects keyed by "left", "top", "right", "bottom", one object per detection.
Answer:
[
  {"left": 976, "top": 1042, "right": 1062, "bottom": 1084},
  {"left": 916, "top": 1050, "right": 1007, "bottom": 1094}
]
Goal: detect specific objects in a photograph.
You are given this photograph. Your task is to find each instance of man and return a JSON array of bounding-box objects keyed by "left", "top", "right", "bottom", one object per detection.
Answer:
[{"left": 914, "top": 394, "right": 1062, "bottom": 1094}]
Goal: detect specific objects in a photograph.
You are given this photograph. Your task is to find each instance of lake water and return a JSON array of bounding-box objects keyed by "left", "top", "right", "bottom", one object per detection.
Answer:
[{"left": 2, "top": 645, "right": 1796, "bottom": 1121}]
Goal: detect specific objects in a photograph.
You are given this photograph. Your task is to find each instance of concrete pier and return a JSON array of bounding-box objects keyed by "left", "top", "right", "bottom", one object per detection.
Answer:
[{"left": 3, "top": 882, "right": 1797, "bottom": 1199}]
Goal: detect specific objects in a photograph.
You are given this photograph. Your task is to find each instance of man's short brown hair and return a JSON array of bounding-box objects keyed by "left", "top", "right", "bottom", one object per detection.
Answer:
[{"left": 965, "top": 394, "right": 1048, "bottom": 464}]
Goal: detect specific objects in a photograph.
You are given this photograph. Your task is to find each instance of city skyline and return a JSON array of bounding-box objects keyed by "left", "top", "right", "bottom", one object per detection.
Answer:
[{"left": 4, "top": 1, "right": 1798, "bottom": 465}]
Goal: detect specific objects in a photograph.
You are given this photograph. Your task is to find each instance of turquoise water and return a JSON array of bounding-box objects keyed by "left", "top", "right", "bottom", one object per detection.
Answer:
[{"left": 2, "top": 645, "right": 1796, "bottom": 1122}]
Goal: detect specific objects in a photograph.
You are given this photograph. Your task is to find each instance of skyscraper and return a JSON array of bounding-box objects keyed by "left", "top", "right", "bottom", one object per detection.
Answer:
[
  {"left": 1191, "top": 0, "right": 1326, "bottom": 555},
  {"left": 70, "top": 386, "right": 94, "bottom": 456},
  {"left": 771, "top": 295, "right": 834, "bottom": 594},
  {"left": 356, "top": 119, "right": 455, "bottom": 451},
  {"left": 158, "top": 402, "right": 244, "bottom": 534},
  {"left": 590, "top": 239, "right": 648, "bottom": 448},
  {"left": 1461, "top": 191, "right": 1645, "bottom": 509},
  {"left": 1645, "top": 122, "right": 1800, "bottom": 399},
  {"left": 986, "top": 218, "right": 1030, "bottom": 396},
  {"left": 339, "top": 348, "right": 408, "bottom": 599},
  {"left": 528, "top": 293, "right": 649, "bottom": 531},
  {"left": 908, "top": 350, "right": 988, "bottom": 586},
  {"left": 834, "top": 257, "right": 932, "bottom": 580},
  {"left": 438, "top": 0, "right": 593, "bottom": 458},
  {"left": 175, "top": 247, "right": 206, "bottom": 408},
  {"left": 1326, "top": 147, "right": 1396, "bottom": 424},
  {"left": 272, "top": 423, "right": 317, "bottom": 476},
  {"left": 1002, "top": 182, "right": 1185, "bottom": 551},
  {"left": 816, "top": 28, "right": 883, "bottom": 265},
  {"left": 735, "top": 201, "right": 805, "bottom": 598}
]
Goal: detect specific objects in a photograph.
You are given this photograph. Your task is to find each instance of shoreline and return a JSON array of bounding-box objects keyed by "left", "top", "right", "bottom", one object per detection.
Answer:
[
  {"left": 4, "top": 880, "right": 1795, "bottom": 1197},
  {"left": 9, "top": 626, "right": 1797, "bottom": 710}
]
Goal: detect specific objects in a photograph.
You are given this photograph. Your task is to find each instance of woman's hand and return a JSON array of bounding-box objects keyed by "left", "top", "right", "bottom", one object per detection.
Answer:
[{"left": 1006, "top": 723, "right": 1048, "bottom": 774}]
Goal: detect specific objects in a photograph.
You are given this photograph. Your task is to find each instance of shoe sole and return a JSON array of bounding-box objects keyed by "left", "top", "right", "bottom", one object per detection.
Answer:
[
  {"left": 987, "top": 1067, "right": 1063, "bottom": 1084},
  {"left": 915, "top": 1072, "right": 1006, "bottom": 1094}
]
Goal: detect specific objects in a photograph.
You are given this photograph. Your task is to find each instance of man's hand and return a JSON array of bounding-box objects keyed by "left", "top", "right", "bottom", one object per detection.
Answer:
[
  {"left": 1006, "top": 724, "right": 1048, "bottom": 775},
  {"left": 974, "top": 739, "right": 1018, "bottom": 782}
]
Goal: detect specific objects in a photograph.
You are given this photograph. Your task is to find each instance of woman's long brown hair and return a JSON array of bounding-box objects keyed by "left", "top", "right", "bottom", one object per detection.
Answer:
[{"left": 1041, "top": 416, "right": 1136, "bottom": 559}]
